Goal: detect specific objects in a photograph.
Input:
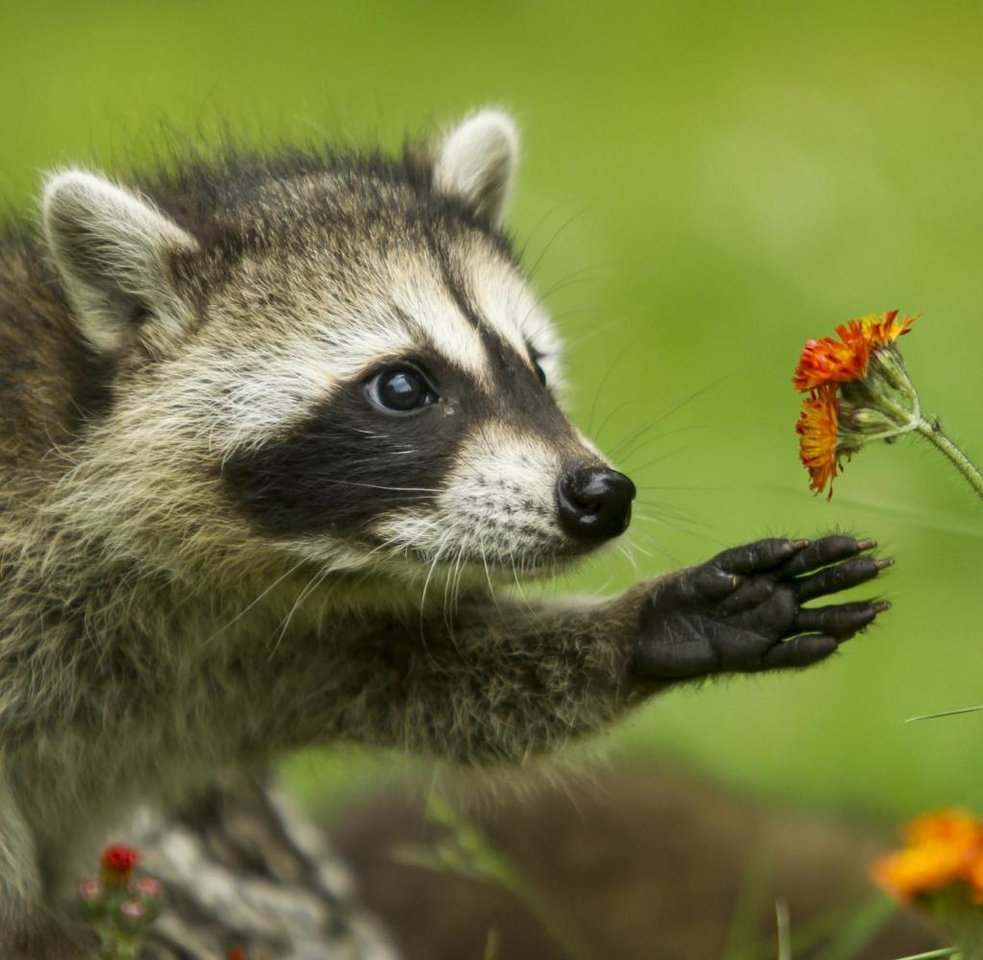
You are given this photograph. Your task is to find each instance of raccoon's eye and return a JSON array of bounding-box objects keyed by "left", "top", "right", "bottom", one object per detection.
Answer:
[
  {"left": 533, "top": 361, "right": 547, "bottom": 387},
  {"left": 366, "top": 366, "right": 438, "bottom": 414}
]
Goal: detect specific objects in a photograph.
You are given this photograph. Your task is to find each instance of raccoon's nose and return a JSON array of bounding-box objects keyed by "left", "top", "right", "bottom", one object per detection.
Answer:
[{"left": 556, "top": 467, "right": 636, "bottom": 543}]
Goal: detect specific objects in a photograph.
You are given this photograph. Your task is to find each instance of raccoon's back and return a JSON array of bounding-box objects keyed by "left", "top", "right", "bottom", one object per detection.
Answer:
[{"left": 0, "top": 229, "right": 108, "bottom": 475}]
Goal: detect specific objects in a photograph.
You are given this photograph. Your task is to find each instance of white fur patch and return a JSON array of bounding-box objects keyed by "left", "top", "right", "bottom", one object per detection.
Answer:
[
  {"left": 374, "top": 423, "right": 568, "bottom": 570},
  {"left": 465, "top": 252, "right": 565, "bottom": 391},
  {"left": 434, "top": 109, "right": 519, "bottom": 225},
  {"left": 383, "top": 255, "right": 492, "bottom": 381},
  {"left": 42, "top": 169, "right": 198, "bottom": 353}
]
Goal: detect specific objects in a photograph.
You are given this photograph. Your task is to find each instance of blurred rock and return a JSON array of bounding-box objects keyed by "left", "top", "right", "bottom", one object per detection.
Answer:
[{"left": 122, "top": 776, "right": 400, "bottom": 960}]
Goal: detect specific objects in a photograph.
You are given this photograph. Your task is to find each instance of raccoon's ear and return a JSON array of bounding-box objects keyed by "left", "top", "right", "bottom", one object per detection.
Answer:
[
  {"left": 433, "top": 109, "right": 518, "bottom": 225},
  {"left": 42, "top": 169, "right": 199, "bottom": 354}
]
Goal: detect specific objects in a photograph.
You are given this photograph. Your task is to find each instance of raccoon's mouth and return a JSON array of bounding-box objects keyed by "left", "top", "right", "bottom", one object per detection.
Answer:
[{"left": 384, "top": 532, "right": 611, "bottom": 581}]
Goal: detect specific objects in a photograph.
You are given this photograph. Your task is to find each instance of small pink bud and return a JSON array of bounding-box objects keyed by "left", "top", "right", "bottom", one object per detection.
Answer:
[
  {"left": 120, "top": 899, "right": 145, "bottom": 919},
  {"left": 78, "top": 878, "right": 102, "bottom": 902},
  {"left": 135, "top": 875, "right": 164, "bottom": 898}
]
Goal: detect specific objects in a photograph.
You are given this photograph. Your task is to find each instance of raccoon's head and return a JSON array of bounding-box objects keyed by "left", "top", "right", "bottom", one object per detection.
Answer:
[{"left": 41, "top": 110, "right": 635, "bottom": 584}]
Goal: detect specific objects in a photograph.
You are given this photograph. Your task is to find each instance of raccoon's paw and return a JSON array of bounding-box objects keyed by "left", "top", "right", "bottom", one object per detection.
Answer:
[{"left": 629, "top": 535, "right": 892, "bottom": 681}]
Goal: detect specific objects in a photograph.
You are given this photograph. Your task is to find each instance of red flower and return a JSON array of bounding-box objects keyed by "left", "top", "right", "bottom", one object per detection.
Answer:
[{"left": 100, "top": 844, "right": 140, "bottom": 881}]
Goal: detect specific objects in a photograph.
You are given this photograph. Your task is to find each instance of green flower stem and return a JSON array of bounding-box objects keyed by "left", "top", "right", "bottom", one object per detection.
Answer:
[
  {"left": 916, "top": 418, "right": 983, "bottom": 501},
  {"left": 893, "top": 951, "right": 961, "bottom": 960}
]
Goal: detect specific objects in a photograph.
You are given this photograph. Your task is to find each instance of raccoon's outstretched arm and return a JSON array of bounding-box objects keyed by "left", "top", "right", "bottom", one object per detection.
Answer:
[{"left": 337, "top": 535, "right": 890, "bottom": 764}]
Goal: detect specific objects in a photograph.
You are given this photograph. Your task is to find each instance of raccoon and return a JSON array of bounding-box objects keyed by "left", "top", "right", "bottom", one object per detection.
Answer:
[{"left": 0, "top": 108, "right": 891, "bottom": 957}]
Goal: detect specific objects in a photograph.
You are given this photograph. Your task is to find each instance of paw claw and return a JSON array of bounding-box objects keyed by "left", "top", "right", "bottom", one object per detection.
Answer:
[{"left": 876, "top": 557, "right": 895, "bottom": 570}]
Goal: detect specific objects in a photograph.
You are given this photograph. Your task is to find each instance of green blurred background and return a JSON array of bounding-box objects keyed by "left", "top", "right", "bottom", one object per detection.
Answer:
[{"left": 3, "top": 0, "right": 982, "bottom": 822}]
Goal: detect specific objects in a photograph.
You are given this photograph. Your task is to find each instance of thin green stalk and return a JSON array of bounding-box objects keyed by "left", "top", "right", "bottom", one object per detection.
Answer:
[
  {"left": 916, "top": 419, "right": 983, "bottom": 501},
  {"left": 892, "top": 950, "right": 962, "bottom": 960}
]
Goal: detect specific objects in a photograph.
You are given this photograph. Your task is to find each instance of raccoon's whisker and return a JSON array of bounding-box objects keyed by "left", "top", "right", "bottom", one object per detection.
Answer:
[
  {"left": 637, "top": 514, "right": 706, "bottom": 536},
  {"left": 606, "top": 378, "right": 724, "bottom": 458},
  {"left": 617, "top": 543, "right": 641, "bottom": 578},
  {"left": 632, "top": 511, "right": 670, "bottom": 526},
  {"left": 632, "top": 498, "right": 703, "bottom": 526},
  {"left": 316, "top": 478, "right": 443, "bottom": 495},
  {"left": 419, "top": 525, "right": 458, "bottom": 638},
  {"left": 610, "top": 422, "right": 704, "bottom": 466},
  {"left": 592, "top": 398, "right": 648, "bottom": 449},
  {"left": 522, "top": 205, "right": 599, "bottom": 279},
  {"left": 269, "top": 566, "right": 330, "bottom": 659},
  {"left": 447, "top": 541, "right": 470, "bottom": 627},
  {"left": 623, "top": 443, "right": 698, "bottom": 476},
  {"left": 202, "top": 555, "right": 310, "bottom": 646},
  {"left": 440, "top": 543, "right": 461, "bottom": 630},
  {"left": 509, "top": 555, "right": 528, "bottom": 607},
  {"left": 626, "top": 528, "right": 677, "bottom": 566},
  {"left": 586, "top": 332, "right": 649, "bottom": 436},
  {"left": 449, "top": 545, "right": 466, "bottom": 620},
  {"left": 517, "top": 201, "right": 564, "bottom": 268},
  {"left": 479, "top": 545, "right": 505, "bottom": 618},
  {"left": 536, "top": 262, "right": 613, "bottom": 302},
  {"left": 635, "top": 484, "right": 718, "bottom": 492},
  {"left": 624, "top": 538, "right": 654, "bottom": 560}
]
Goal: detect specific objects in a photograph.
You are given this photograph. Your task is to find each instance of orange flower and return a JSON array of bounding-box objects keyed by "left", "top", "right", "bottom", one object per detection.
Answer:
[
  {"left": 865, "top": 308, "right": 916, "bottom": 350},
  {"left": 793, "top": 320, "right": 870, "bottom": 391},
  {"left": 793, "top": 310, "right": 916, "bottom": 391},
  {"left": 873, "top": 844, "right": 972, "bottom": 901},
  {"left": 873, "top": 809, "right": 983, "bottom": 903},
  {"left": 905, "top": 809, "right": 983, "bottom": 849},
  {"left": 968, "top": 857, "right": 983, "bottom": 904},
  {"left": 795, "top": 384, "right": 846, "bottom": 498},
  {"left": 792, "top": 310, "right": 921, "bottom": 497}
]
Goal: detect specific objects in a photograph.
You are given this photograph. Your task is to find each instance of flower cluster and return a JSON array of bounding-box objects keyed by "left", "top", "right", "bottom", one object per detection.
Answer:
[
  {"left": 873, "top": 809, "right": 983, "bottom": 902},
  {"left": 79, "top": 844, "right": 163, "bottom": 960},
  {"left": 793, "top": 310, "right": 918, "bottom": 497}
]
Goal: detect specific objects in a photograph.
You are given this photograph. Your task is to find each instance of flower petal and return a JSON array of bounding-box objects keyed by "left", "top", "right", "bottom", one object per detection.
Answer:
[{"left": 796, "top": 384, "right": 844, "bottom": 498}]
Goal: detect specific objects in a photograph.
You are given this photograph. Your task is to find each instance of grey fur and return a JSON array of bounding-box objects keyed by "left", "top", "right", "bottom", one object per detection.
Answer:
[{"left": 0, "top": 110, "right": 890, "bottom": 957}]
